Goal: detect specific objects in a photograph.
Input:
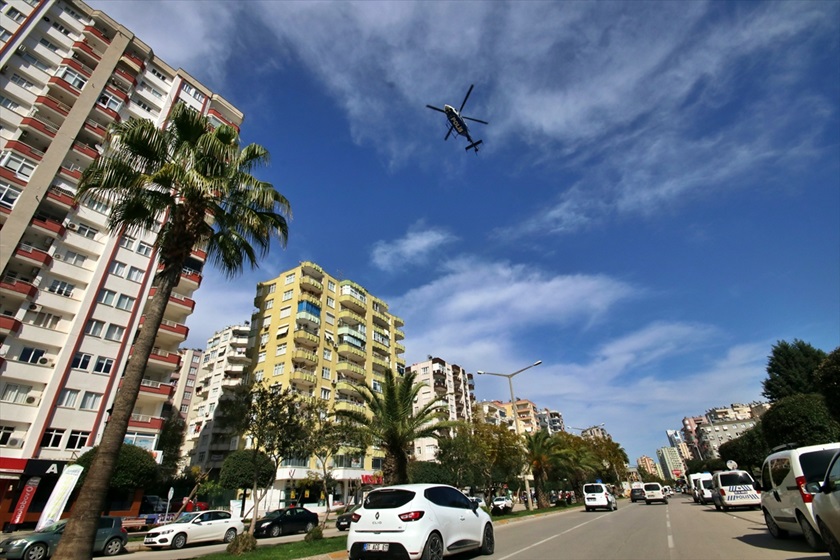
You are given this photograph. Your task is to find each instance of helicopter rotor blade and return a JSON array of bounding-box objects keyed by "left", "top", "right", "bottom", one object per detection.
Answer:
[
  {"left": 444, "top": 125, "right": 454, "bottom": 141},
  {"left": 462, "top": 116, "right": 488, "bottom": 125},
  {"left": 426, "top": 105, "right": 446, "bottom": 114},
  {"left": 458, "top": 84, "right": 475, "bottom": 113}
]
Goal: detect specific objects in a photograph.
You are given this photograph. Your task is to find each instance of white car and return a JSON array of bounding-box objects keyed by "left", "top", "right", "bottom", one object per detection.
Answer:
[
  {"left": 760, "top": 442, "right": 840, "bottom": 552},
  {"left": 582, "top": 483, "right": 617, "bottom": 512},
  {"left": 143, "top": 510, "right": 244, "bottom": 550},
  {"left": 711, "top": 469, "right": 761, "bottom": 511},
  {"left": 644, "top": 482, "right": 668, "bottom": 505},
  {"left": 347, "top": 483, "right": 494, "bottom": 560},
  {"left": 805, "top": 449, "right": 840, "bottom": 559},
  {"left": 491, "top": 496, "right": 513, "bottom": 512}
]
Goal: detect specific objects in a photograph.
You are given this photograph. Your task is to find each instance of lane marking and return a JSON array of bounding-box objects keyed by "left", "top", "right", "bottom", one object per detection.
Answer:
[{"left": 495, "top": 514, "right": 610, "bottom": 560}]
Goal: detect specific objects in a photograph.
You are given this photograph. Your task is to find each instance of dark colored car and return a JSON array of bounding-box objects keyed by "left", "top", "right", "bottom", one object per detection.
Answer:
[
  {"left": 0, "top": 516, "right": 126, "bottom": 558},
  {"left": 335, "top": 505, "right": 361, "bottom": 531},
  {"left": 630, "top": 488, "right": 646, "bottom": 503},
  {"left": 252, "top": 507, "right": 319, "bottom": 538}
]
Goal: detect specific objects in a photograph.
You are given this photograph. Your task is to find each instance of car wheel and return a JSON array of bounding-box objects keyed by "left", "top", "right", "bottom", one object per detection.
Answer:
[
  {"left": 764, "top": 509, "right": 788, "bottom": 539},
  {"left": 23, "top": 543, "right": 48, "bottom": 560},
  {"left": 585, "top": 506, "right": 591, "bottom": 512},
  {"left": 817, "top": 518, "right": 840, "bottom": 560},
  {"left": 171, "top": 532, "right": 187, "bottom": 550},
  {"left": 798, "top": 514, "right": 826, "bottom": 552},
  {"left": 645, "top": 500, "right": 651, "bottom": 505},
  {"left": 269, "top": 524, "right": 281, "bottom": 538},
  {"left": 421, "top": 532, "right": 444, "bottom": 560},
  {"left": 714, "top": 501, "right": 721, "bottom": 511},
  {"left": 224, "top": 528, "right": 237, "bottom": 543},
  {"left": 722, "top": 504, "right": 729, "bottom": 512},
  {"left": 305, "top": 521, "right": 315, "bottom": 533},
  {"left": 480, "top": 523, "right": 495, "bottom": 555},
  {"left": 102, "top": 537, "right": 124, "bottom": 556}
]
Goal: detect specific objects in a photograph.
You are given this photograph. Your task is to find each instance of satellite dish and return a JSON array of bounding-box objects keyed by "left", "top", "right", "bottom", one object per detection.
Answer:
[{"left": 726, "top": 460, "right": 738, "bottom": 470}]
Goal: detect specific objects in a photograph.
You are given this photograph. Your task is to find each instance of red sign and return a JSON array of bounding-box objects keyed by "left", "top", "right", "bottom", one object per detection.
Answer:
[
  {"left": 360, "top": 474, "right": 383, "bottom": 485},
  {"left": 11, "top": 477, "right": 40, "bottom": 524},
  {"left": 672, "top": 469, "right": 682, "bottom": 476}
]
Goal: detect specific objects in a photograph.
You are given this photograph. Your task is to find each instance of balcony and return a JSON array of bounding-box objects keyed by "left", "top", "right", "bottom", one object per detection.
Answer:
[
  {"left": 300, "top": 275, "right": 323, "bottom": 294},
  {"left": 394, "top": 342, "right": 405, "bottom": 355},
  {"left": 139, "top": 316, "right": 188, "bottom": 343},
  {"left": 4, "top": 140, "right": 44, "bottom": 162},
  {"left": 393, "top": 327, "right": 404, "bottom": 341},
  {"left": 339, "top": 293, "right": 366, "bottom": 314},
  {"left": 15, "top": 244, "right": 52, "bottom": 267},
  {"left": 0, "top": 277, "right": 38, "bottom": 299},
  {"left": 295, "top": 310, "right": 320, "bottom": 329},
  {"left": 47, "top": 76, "right": 82, "bottom": 99},
  {"left": 31, "top": 216, "right": 65, "bottom": 238},
  {"left": 92, "top": 101, "right": 120, "bottom": 123},
  {"left": 71, "top": 141, "right": 99, "bottom": 162},
  {"left": 300, "top": 261, "right": 324, "bottom": 279},
  {"left": 128, "top": 414, "right": 164, "bottom": 430},
  {"left": 338, "top": 309, "right": 365, "bottom": 326},
  {"left": 83, "top": 25, "right": 111, "bottom": 46},
  {"left": 337, "top": 343, "right": 366, "bottom": 364},
  {"left": 294, "top": 328, "right": 319, "bottom": 348},
  {"left": 0, "top": 316, "right": 23, "bottom": 336},
  {"left": 34, "top": 95, "right": 71, "bottom": 119},
  {"left": 292, "top": 349, "right": 318, "bottom": 367},
  {"left": 371, "top": 356, "right": 391, "bottom": 374},
  {"left": 58, "top": 165, "right": 82, "bottom": 184},
  {"left": 191, "top": 248, "right": 207, "bottom": 262},
  {"left": 335, "top": 379, "right": 359, "bottom": 394},
  {"left": 392, "top": 314, "right": 404, "bottom": 328},
  {"left": 120, "top": 378, "right": 175, "bottom": 400},
  {"left": 334, "top": 401, "right": 366, "bottom": 415},
  {"left": 20, "top": 116, "right": 58, "bottom": 139},
  {"left": 147, "top": 348, "right": 181, "bottom": 369},
  {"left": 336, "top": 361, "right": 366, "bottom": 381},
  {"left": 179, "top": 268, "right": 202, "bottom": 290},
  {"left": 72, "top": 40, "right": 101, "bottom": 63},
  {"left": 83, "top": 119, "right": 107, "bottom": 140},
  {"left": 111, "top": 67, "right": 137, "bottom": 88},
  {"left": 120, "top": 51, "right": 145, "bottom": 72},
  {"left": 290, "top": 369, "right": 317, "bottom": 387},
  {"left": 148, "top": 288, "right": 195, "bottom": 313}
]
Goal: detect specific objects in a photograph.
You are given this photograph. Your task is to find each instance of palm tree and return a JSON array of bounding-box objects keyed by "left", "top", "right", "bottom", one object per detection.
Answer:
[
  {"left": 524, "top": 431, "right": 564, "bottom": 508},
  {"left": 54, "top": 103, "right": 290, "bottom": 560},
  {"left": 335, "top": 369, "right": 449, "bottom": 485}
]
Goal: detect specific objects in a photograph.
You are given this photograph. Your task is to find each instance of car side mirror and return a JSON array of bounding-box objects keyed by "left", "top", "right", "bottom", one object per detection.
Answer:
[
  {"left": 193, "top": 519, "right": 202, "bottom": 524},
  {"left": 804, "top": 481, "right": 823, "bottom": 494},
  {"left": 753, "top": 481, "right": 761, "bottom": 491},
  {"left": 470, "top": 501, "right": 479, "bottom": 512}
]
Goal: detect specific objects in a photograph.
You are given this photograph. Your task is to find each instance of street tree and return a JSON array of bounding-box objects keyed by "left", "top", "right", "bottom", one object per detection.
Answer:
[
  {"left": 219, "top": 450, "right": 276, "bottom": 503},
  {"left": 55, "top": 103, "right": 290, "bottom": 560},
  {"left": 472, "top": 420, "right": 526, "bottom": 495},
  {"left": 524, "top": 431, "right": 564, "bottom": 508},
  {"left": 762, "top": 339, "right": 827, "bottom": 402},
  {"left": 760, "top": 393, "right": 840, "bottom": 448},
  {"left": 334, "top": 369, "right": 449, "bottom": 485},
  {"left": 551, "top": 433, "right": 601, "bottom": 497},
  {"left": 74, "top": 444, "right": 159, "bottom": 514},
  {"left": 814, "top": 346, "right": 840, "bottom": 424},
  {"left": 434, "top": 422, "right": 485, "bottom": 490},
  {"left": 156, "top": 408, "right": 187, "bottom": 482}
]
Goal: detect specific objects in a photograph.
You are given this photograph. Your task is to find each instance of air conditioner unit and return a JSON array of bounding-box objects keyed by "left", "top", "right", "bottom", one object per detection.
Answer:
[
  {"left": 37, "top": 357, "right": 50, "bottom": 365},
  {"left": 25, "top": 392, "right": 42, "bottom": 404},
  {"left": 72, "top": 53, "right": 80, "bottom": 59},
  {"left": 17, "top": 46, "right": 27, "bottom": 54},
  {"left": 28, "top": 303, "right": 42, "bottom": 312},
  {"left": 6, "top": 438, "right": 22, "bottom": 448},
  {"left": 53, "top": 253, "right": 63, "bottom": 260},
  {"left": 66, "top": 222, "right": 78, "bottom": 230}
]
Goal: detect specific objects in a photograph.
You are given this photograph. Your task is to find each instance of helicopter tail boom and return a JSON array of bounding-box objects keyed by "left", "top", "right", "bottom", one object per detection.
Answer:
[{"left": 465, "top": 139, "right": 483, "bottom": 153}]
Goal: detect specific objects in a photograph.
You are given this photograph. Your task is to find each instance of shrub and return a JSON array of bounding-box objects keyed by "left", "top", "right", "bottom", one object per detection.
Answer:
[
  {"left": 226, "top": 532, "right": 257, "bottom": 555},
  {"left": 304, "top": 525, "right": 323, "bottom": 542},
  {"left": 761, "top": 393, "right": 840, "bottom": 449}
]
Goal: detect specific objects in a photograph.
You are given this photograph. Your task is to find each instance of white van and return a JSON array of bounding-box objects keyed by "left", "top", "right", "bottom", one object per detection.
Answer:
[
  {"left": 711, "top": 469, "right": 761, "bottom": 511},
  {"left": 690, "top": 472, "right": 714, "bottom": 504}
]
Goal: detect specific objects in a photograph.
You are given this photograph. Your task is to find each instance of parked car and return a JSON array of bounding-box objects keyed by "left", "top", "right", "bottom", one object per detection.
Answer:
[
  {"left": 143, "top": 510, "right": 244, "bottom": 550},
  {"left": 644, "top": 482, "right": 668, "bottom": 505},
  {"left": 689, "top": 473, "right": 714, "bottom": 504},
  {"left": 490, "top": 496, "right": 513, "bottom": 513},
  {"left": 347, "top": 483, "right": 494, "bottom": 560},
  {"left": 760, "top": 442, "right": 840, "bottom": 552},
  {"left": 805, "top": 449, "right": 840, "bottom": 560},
  {"left": 336, "top": 504, "right": 362, "bottom": 531},
  {"left": 468, "top": 497, "right": 487, "bottom": 509},
  {"left": 630, "top": 488, "right": 646, "bottom": 503},
  {"left": 711, "top": 469, "right": 761, "bottom": 511},
  {"left": 583, "top": 483, "right": 617, "bottom": 512},
  {"left": 253, "top": 506, "right": 319, "bottom": 538},
  {"left": 0, "top": 516, "right": 126, "bottom": 558}
]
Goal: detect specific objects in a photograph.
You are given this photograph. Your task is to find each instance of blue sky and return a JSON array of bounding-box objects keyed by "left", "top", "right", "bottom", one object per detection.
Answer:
[{"left": 90, "top": 1, "right": 839, "bottom": 464}]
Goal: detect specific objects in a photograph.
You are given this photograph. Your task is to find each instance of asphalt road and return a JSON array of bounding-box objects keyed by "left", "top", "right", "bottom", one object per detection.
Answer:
[{"left": 124, "top": 495, "right": 824, "bottom": 560}]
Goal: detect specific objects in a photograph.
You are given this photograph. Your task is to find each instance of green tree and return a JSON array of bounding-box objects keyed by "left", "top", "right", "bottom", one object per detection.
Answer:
[
  {"left": 471, "top": 421, "right": 526, "bottom": 494},
  {"left": 156, "top": 408, "right": 186, "bottom": 482},
  {"left": 524, "top": 431, "right": 564, "bottom": 508},
  {"left": 717, "top": 425, "right": 769, "bottom": 473},
  {"left": 814, "top": 346, "right": 840, "bottom": 424},
  {"left": 760, "top": 393, "right": 840, "bottom": 448},
  {"left": 408, "top": 460, "right": 450, "bottom": 484},
  {"left": 334, "top": 369, "right": 449, "bottom": 485},
  {"left": 219, "top": 450, "right": 276, "bottom": 498},
  {"left": 434, "top": 422, "right": 486, "bottom": 490},
  {"left": 551, "top": 433, "right": 601, "bottom": 496},
  {"left": 75, "top": 444, "right": 159, "bottom": 491},
  {"left": 56, "top": 103, "right": 290, "bottom": 560},
  {"left": 762, "top": 339, "right": 827, "bottom": 402}
]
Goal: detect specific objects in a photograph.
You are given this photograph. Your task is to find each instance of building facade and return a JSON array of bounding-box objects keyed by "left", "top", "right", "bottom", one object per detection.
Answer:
[
  {"left": 636, "top": 455, "right": 658, "bottom": 478},
  {"left": 495, "top": 398, "right": 539, "bottom": 434},
  {"left": 247, "top": 261, "right": 405, "bottom": 508},
  {"left": 537, "top": 408, "right": 565, "bottom": 435},
  {"left": 405, "top": 357, "right": 474, "bottom": 462},
  {"left": 0, "top": 0, "right": 242, "bottom": 526},
  {"left": 656, "top": 446, "right": 685, "bottom": 480}
]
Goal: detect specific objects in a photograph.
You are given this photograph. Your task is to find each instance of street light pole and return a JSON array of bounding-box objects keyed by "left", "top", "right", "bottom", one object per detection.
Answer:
[{"left": 477, "top": 360, "right": 542, "bottom": 510}]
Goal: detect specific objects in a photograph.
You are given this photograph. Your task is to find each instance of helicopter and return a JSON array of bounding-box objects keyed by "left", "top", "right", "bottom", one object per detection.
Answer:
[{"left": 426, "top": 84, "right": 488, "bottom": 153}]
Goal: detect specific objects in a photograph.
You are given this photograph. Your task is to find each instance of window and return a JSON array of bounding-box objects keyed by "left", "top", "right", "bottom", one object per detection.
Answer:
[
  {"left": 97, "top": 289, "right": 116, "bottom": 306},
  {"left": 76, "top": 223, "right": 98, "bottom": 239},
  {"left": 66, "top": 430, "right": 89, "bottom": 449},
  {"left": 322, "top": 367, "right": 331, "bottom": 379},
  {"left": 97, "top": 91, "right": 121, "bottom": 111},
  {"left": 104, "top": 324, "right": 125, "bottom": 341},
  {"left": 116, "top": 294, "right": 135, "bottom": 311},
  {"left": 21, "top": 52, "right": 50, "bottom": 72},
  {"left": 80, "top": 392, "right": 102, "bottom": 410},
  {"left": 266, "top": 283, "right": 276, "bottom": 294},
  {"left": 372, "top": 380, "right": 382, "bottom": 393},
  {"left": 285, "top": 273, "right": 295, "bottom": 285},
  {"left": 47, "top": 280, "right": 74, "bottom": 297},
  {"left": 7, "top": 8, "right": 25, "bottom": 23},
  {"left": 328, "top": 280, "right": 336, "bottom": 292},
  {"left": 273, "top": 363, "right": 285, "bottom": 376},
  {"left": 276, "top": 343, "right": 287, "bottom": 356},
  {"left": 0, "top": 426, "right": 14, "bottom": 446},
  {"left": 136, "top": 242, "right": 152, "bottom": 257},
  {"left": 326, "top": 296, "right": 335, "bottom": 308},
  {"left": 257, "top": 352, "right": 266, "bottom": 363},
  {"left": 259, "top": 333, "right": 269, "bottom": 346},
  {"left": 85, "top": 319, "right": 104, "bottom": 337},
  {"left": 265, "top": 299, "right": 274, "bottom": 310},
  {"left": 262, "top": 316, "right": 271, "bottom": 328},
  {"left": 283, "top": 290, "right": 293, "bottom": 301},
  {"left": 57, "top": 389, "right": 79, "bottom": 408},
  {"left": 51, "top": 22, "right": 71, "bottom": 36},
  {"left": 0, "top": 95, "right": 20, "bottom": 112},
  {"left": 132, "top": 98, "right": 153, "bottom": 112},
  {"left": 323, "top": 348, "right": 332, "bottom": 361},
  {"left": 71, "top": 353, "right": 92, "bottom": 370},
  {"left": 40, "top": 429, "right": 65, "bottom": 448},
  {"left": 19, "top": 347, "right": 45, "bottom": 364},
  {"left": 38, "top": 38, "right": 60, "bottom": 52},
  {"left": 93, "top": 357, "right": 113, "bottom": 374},
  {"left": 110, "top": 261, "right": 126, "bottom": 277},
  {"left": 63, "top": 250, "right": 86, "bottom": 266},
  {"left": 86, "top": 198, "right": 109, "bottom": 213},
  {"left": 10, "top": 73, "right": 34, "bottom": 89},
  {"left": 126, "top": 266, "right": 144, "bottom": 282},
  {"left": 59, "top": 67, "right": 88, "bottom": 90},
  {"left": 183, "top": 391, "right": 191, "bottom": 400},
  {"left": 1, "top": 383, "right": 31, "bottom": 403},
  {"left": 279, "top": 306, "right": 291, "bottom": 319},
  {"left": 1, "top": 152, "right": 36, "bottom": 179},
  {"left": 180, "top": 404, "right": 189, "bottom": 413},
  {"left": 119, "top": 236, "right": 135, "bottom": 250},
  {"left": 150, "top": 67, "right": 168, "bottom": 82},
  {"left": 0, "top": 182, "right": 21, "bottom": 209},
  {"left": 254, "top": 370, "right": 264, "bottom": 382},
  {"left": 321, "top": 388, "right": 331, "bottom": 400},
  {"left": 325, "top": 312, "right": 335, "bottom": 325},
  {"left": 30, "top": 311, "right": 60, "bottom": 329},
  {"left": 0, "top": 27, "right": 11, "bottom": 43}
]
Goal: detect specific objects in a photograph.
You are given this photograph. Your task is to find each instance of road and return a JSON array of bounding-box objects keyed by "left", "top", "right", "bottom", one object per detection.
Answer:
[{"left": 125, "top": 494, "right": 823, "bottom": 560}]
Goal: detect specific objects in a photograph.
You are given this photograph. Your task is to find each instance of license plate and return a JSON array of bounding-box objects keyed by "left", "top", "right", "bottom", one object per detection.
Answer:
[
  {"left": 364, "top": 543, "right": 389, "bottom": 552},
  {"left": 586, "top": 497, "right": 595, "bottom": 501}
]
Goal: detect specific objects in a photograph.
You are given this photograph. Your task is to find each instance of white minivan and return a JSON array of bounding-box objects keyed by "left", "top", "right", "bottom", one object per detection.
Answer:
[
  {"left": 711, "top": 469, "right": 761, "bottom": 511},
  {"left": 582, "top": 483, "right": 617, "bottom": 512},
  {"left": 690, "top": 472, "right": 714, "bottom": 504}
]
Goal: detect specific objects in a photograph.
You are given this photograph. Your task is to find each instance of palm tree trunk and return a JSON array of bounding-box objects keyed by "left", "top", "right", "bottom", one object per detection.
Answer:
[{"left": 54, "top": 272, "right": 179, "bottom": 560}]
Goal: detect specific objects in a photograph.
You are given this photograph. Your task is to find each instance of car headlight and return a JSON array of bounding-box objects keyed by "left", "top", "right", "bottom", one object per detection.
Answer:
[
  {"left": 157, "top": 528, "right": 174, "bottom": 535},
  {"left": 5, "top": 539, "right": 27, "bottom": 546},
  {"left": 259, "top": 521, "right": 273, "bottom": 527}
]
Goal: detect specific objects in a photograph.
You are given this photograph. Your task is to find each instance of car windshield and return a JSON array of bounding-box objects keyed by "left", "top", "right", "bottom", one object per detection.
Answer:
[
  {"left": 584, "top": 485, "right": 604, "bottom": 494},
  {"left": 364, "top": 489, "right": 414, "bottom": 509},
  {"left": 799, "top": 450, "right": 839, "bottom": 484},
  {"left": 36, "top": 520, "right": 66, "bottom": 533},
  {"left": 263, "top": 510, "right": 284, "bottom": 518},
  {"left": 720, "top": 472, "right": 753, "bottom": 486},
  {"left": 172, "top": 512, "right": 201, "bottom": 524},
  {"left": 702, "top": 480, "right": 714, "bottom": 489}
]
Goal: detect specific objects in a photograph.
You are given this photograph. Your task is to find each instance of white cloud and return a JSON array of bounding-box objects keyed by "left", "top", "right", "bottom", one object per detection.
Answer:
[{"left": 371, "top": 222, "right": 457, "bottom": 271}]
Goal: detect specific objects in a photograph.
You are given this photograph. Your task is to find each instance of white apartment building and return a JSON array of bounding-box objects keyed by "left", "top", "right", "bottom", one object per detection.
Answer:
[
  {"left": 537, "top": 408, "right": 565, "bottom": 434},
  {"left": 476, "top": 400, "right": 514, "bottom": 430},
  {"left": 657, "top": 446, "right": 686, "bottom": 480},
  {"left": 405, "top": 357, "right": 474, "bottom": 462},
  {"left": 0, "top": 0, "right": 243, "bottom": 527}
]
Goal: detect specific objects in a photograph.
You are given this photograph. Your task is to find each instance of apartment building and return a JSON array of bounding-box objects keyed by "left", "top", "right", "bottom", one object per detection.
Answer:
[
  {"left": 680, "top": 402, "right": 767, "bottom": 460},
  {"left": 636, "top": 455, "right": 658, "bottom": 478},
  {"left": 696, "top": 418, "right": 758, "bottom": 460},
  {"left": 495, "top": 398, "right": 539, "bottom": 434},
  {"left": 475, "top": 400, "right": 514, "bottom": 430},
  {"left": 248, "top": 262, "right": 405, "bottom": 508},
  {"left": 0, "top": 0, "right": 242, "bottom": 525},
  {"left": 657, "top": 446, "right": 685, "bottom": 480},
  {"left": 537, "top": 408, "right": 565, "bottom": 435},
  {"left": 181, "top": 325, "right": 250, "bottom": 473},
  {"left": 579, "top": 424, "right": 609, "bottom": 440},
  {"left": 404, "top": 356, "right": 474, "bottom": 462}
]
